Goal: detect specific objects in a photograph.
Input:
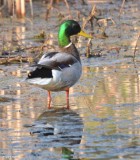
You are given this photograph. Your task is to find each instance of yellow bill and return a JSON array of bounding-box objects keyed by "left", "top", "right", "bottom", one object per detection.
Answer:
[{"left": 78, "top": 30, "right": 92, "bottom": 38}]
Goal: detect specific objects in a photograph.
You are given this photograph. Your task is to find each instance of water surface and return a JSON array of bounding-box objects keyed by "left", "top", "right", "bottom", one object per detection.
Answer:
[{"left": 0, "top": 0, "right": 140, "bottom": 159}]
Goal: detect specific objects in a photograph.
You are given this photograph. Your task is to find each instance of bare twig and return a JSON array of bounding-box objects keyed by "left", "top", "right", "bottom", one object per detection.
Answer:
[
  {"left": 132, "top": 34, "right": 140, "bottom": 95},
  {"left": 81, "top": 0, "right": 87, "bottom": 5},
  {"left": 119, "top": 0, "right": 125, "bottom": 16},
  {"left": 0, "top": 0, "right": 6, "bottom": 11},
  {"left": 29, "top": 0, "right": 34, "bottom": 17},
  {"left": 63, "top": 0, "right": 72, "bottom": 19},
  {"left": 46, "top": 0, "right": 72, "bottom": 20},
  {"left": 133, "top": 34, "right": 140, "bottom": 61},
  {"left": 97, "top": 17, "right": 115, "bottom": 26},
  {"left": 86, "top": 39, "right": 92, "bottom": 58},
  {"left": 82, "top": 5, "right": 96, "bottom": 29},
  {"left": 46, "top": 0, "right": 53, "bottom": 20},
  {"left": 0, "top": 56, "right": 33, "bottom": 65}
]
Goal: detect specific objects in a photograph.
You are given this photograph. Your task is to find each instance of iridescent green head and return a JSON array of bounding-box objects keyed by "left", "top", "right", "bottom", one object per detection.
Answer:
[{"left": 58, "top": 20, "right": 92, "bottom": 48}]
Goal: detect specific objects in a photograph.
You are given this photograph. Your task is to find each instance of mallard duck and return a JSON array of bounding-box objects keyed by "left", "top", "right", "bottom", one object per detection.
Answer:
[{"left": 26, "top": 20, "right": 92, "bottom": 109}]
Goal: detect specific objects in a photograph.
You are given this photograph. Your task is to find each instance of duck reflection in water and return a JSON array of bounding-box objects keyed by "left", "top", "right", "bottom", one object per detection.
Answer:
[{"left": 28, "top": 108, "right": 84, "bottom": 159}]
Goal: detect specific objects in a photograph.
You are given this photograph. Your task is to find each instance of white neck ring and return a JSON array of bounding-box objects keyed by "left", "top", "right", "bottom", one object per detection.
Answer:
[{"left": 64, "top": 42, "right": 72, "bottom": 48}]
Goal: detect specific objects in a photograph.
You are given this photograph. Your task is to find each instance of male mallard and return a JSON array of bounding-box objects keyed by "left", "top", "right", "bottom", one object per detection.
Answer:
[{"left": 26, "top": 20, "right": 92, "bottom": 109}]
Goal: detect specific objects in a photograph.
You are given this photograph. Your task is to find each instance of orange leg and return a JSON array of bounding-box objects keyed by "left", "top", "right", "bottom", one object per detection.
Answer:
[
  {"left": 66, "top": 89, "right": 70, "bottom": 109},
  {"left": 47, "top": 91, "right": 51, "bottom": 109}
]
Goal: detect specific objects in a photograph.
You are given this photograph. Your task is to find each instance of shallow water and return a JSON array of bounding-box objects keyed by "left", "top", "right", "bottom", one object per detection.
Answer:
[
  {"left": 0, "top": 0, "right": 140, "bottom": 159},
  {"left": 1, "top": 55, "right": 140, "bottom": 159}
]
